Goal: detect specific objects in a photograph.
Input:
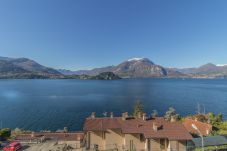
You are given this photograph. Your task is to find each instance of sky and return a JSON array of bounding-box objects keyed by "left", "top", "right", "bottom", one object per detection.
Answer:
[{"left": 0, "top": 0, "right": 226, "bottom": 70}]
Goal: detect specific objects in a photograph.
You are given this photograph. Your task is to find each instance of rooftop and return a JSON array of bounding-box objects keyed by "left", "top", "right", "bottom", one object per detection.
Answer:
[
  {"left": 183, "top": 118, "right": 212, "bottom": 136},
  {"left": 83, "top": 115, "right": 192, "bottom": 141}
]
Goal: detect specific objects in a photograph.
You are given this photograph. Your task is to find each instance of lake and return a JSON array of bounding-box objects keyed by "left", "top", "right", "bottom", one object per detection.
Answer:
[{"left": 0, "top": 79, "right": 227, "bottom": 131}]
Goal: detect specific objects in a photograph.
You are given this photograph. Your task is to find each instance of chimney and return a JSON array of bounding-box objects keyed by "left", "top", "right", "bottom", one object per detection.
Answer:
[
  {"left": 125, "top": 112, "right": 128, "bottom": 118},
  {"left": 91, "top": 112, "right": 96, "bottom": 118},
  {"left": 153, "top": 123, "right": 158, "bottom": 131},
  {"left": 64, "top": 127, "right": 68, "bottom": 133},
  {"left": 142, "top": 113, "right": 147, "bottom": 121},
  {"left": 31, "top": 132, "right": 35, "bottom": 138},
  {"left": 77, "top": 134, "right": 81, "bottom": 141},
  {"left": 170, "top": 116, "right": 176, "bottom": 122},
  {"left": 122, "top": 112, "right": 128, "bottom": 120},
  {"left": 110, "top": 112, "right": 114, "bottom": 118},
  {"left": 206, "top": 129, "right": 209, "bottom": 135}
]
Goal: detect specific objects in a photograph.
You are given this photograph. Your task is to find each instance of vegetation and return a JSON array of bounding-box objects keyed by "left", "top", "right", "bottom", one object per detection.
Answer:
[
  {"left": 65, "top": 72, "right": 121, "bottom": 80},
  {"left": 0, "top": 128, "right": 11, "bottom": 140},
  {"left": 208, "top": 112, "right": 223, "bottom": 126},
  {"left": 207, "top": 112, "right": 227, "bottom": 135},
  {"left": 164, "top": 107, "right": 180, "bottom": 121},
  {"left": 152, "top": 110, "right": 158, "bottom": 118},
  {"left": 217, "top": 121, "right": 227, "bottom": 135},
  {"left": 133, "top": 100, "right": 144, "bottom": 117}
]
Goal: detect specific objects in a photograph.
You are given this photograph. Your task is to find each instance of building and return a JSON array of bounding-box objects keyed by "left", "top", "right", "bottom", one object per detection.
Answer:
[
  {"left": 15, "top": 132, "right": 84, "bottom": 149},
  {"left": 183, "top": 118, "right": 212, "bottom": 136},
  {"left": 83, "top": 112, "right": 192, "bottom": 151}
]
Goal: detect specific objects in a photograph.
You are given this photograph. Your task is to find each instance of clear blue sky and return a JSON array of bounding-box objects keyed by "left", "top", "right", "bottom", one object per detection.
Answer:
[{"left": 0, "top": 0, "right": 226, "bottom": 70}]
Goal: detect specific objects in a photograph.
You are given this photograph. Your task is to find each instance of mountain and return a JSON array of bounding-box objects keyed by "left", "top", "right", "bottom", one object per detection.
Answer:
[
  {"left": 64, "top": 58, "right": 175, "bottom": 78},
  {"left": 0, "top": 57, "right": 63, "bottom": 79},
  {"left": 0, "top": 60, "right": 27, "bottom": 73},
  {"left": 57, "top": 69, "right": 78, "bottom": 75},
  {"left": 165, "top": 68, "right": 187, "bottom": 77},
  {"left": 174, "top": 63, "right": 227, "bottom": 78},
  {"left": 58, "top": 66, "right": 115, "bottom": 76},
  {"left": 9, "top": 58, "right": 61, "bottom": 74},
  {"left": 112, "top": 58, "right": 167, "bottom": 78}
]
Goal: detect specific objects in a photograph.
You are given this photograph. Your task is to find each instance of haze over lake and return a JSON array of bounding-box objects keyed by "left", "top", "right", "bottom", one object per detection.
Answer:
[{"left": 0, "top": 79, "right": 227, "bottom": 131}]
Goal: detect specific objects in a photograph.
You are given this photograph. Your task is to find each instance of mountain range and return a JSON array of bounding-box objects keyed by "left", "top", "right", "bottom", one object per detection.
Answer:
[
  {"left": 0, "top": 56, "right": 227, "bottom": 79},
  {"left": 59, "top": 58, "right": 227, "bottom": 78},
  {"left": 0, "top": 56, "right": 120, "bottom": 79}
]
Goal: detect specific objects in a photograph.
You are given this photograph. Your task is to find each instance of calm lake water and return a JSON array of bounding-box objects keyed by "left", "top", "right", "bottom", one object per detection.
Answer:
[{"left": 0, "top": 79, "right": 227, "bottom": 131}]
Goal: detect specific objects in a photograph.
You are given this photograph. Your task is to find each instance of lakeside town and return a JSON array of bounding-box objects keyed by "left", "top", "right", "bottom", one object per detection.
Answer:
[{"left": 1, "top": 101, "right": 227, "bottom": 151}]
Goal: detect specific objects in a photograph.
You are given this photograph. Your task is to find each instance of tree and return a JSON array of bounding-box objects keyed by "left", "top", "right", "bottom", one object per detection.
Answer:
[
  {"left": 209, "top": 112, "right": 223, "bottom": 126},
  {"left": 152, "top": 110, "right": 158, "bottom": 118},
  {"left": 0, "top": 128, "right": 11, "bottom": 139},
  {"left": 164, "top": 107, "right": 180, "bottom": 121},
  {"left": 133, "top": 100, "right": 144, "bottom": 117}
]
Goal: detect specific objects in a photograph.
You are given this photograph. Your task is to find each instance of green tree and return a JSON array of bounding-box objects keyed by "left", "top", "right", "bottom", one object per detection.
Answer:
[
  {"left": 152, "top": 110, "right": 158, "bottom": 118},
  {"left": 0, "top": 128, "right": 11, "bottom": 139},
  {"left": 164, "top": 107, "right": 180, "bottom": 121},
  {"left": 133, "top": 100, "right": 144, "bottom": 117},
  {"left": 209, "top": 112, "right": 223, "bottom": 126}
]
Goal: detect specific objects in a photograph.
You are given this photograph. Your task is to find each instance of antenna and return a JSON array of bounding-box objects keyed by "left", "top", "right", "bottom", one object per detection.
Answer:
[
  {"left": 203, "top": 104, "right": 206, "bottom": 114},
  {"left": 0, "top": 120, "right": 2, "bottom": 129},
  {"left": 197, "top": 103, "right": 201, "bottom": 114}
]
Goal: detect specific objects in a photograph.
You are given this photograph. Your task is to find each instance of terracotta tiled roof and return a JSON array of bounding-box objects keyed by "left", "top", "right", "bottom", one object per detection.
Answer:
[
  {"left": 15, "top": 132, "right": 84, "bottom": 141},
  {"left": 83, "top": 117, "right": 192, "bottom": 140},
  {"left": 183, "top": 118, "right": 212, "bottom": 136}
]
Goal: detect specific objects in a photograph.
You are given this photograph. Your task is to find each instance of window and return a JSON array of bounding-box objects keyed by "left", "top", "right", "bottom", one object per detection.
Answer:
[
  {"left": 140, "top": 134, "right": 145, "bottom": 141},
  {"left": 160, "top": 139, "right": 165, "bottom": 149}
]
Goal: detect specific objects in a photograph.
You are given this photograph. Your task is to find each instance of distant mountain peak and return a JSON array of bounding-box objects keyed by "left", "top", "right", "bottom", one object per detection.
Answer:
[
  {"left": 199, "top": 63, "right": 217, "bottom": 68},
  {"left": 127, "top": 57, "right": 145, "bottom": 61},
  {"left": 204, "top": 63, "right": 216, "bottom": 66},
  {"left": 127, "top": 57, "right": 154, "bottom": 64}
]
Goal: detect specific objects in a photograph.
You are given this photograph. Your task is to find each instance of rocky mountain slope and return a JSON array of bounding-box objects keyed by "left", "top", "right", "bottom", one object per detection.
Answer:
[
  {"left": 0, "top": 57, "right": 63, "bottom": 79},
  {"left": 63, "top": 58, "right": 172, "bottom": 78}
]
